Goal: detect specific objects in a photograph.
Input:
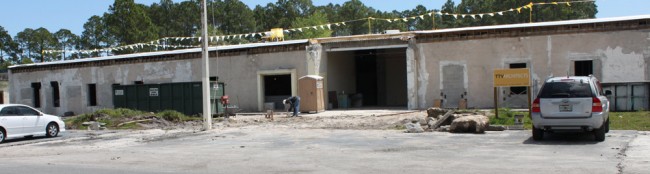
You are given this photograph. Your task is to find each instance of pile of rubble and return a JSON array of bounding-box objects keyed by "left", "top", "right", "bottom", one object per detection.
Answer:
[{"left": 404, "top": 107, "right": 503, "bottom": 134}]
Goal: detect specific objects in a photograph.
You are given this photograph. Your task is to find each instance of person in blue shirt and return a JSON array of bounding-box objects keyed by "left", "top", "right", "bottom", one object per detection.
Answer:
[{"left": 283, "top": 96, "right": 301, "bottom": 117}]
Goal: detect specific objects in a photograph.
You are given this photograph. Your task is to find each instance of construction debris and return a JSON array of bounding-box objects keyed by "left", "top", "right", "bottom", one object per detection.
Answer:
[
  {"left": 449, "top": 114, "right": 489, "bottom": 133},
  {"left": 405, "top": 120, "right": 424, "bottom": 133}
]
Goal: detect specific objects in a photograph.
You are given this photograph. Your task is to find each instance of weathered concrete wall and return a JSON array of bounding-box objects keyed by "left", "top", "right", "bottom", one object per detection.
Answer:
[
  {"left": 9, "top": 50, "right": 307, "bottom": 115},
  {"left": 326, "top": 51, "right": 357, "bottom": 95},
  {"left": 417, "top": 29, "right": 650, "bottom": 109}
]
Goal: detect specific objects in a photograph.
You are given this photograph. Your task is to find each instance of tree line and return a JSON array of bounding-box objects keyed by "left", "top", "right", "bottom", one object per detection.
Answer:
[{"left": 0, "top": 0, "right": 596, "bottom": 68}]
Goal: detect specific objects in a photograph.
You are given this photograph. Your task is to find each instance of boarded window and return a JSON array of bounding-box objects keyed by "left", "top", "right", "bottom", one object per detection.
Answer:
[
  {"left": 575, "top": 60, "right": 593, "bottom": 76},
  {"left": 51, "top": 81, "right": 60, "bottom": 107},
  {"left": 88, "top": 84, "right": 97, "bottom": 106},
  {"left": 509, "top": 63, "right": 527, "bottom": 95}
]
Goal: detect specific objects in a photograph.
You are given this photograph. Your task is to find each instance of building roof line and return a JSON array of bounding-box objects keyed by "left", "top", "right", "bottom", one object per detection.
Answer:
[{"left": 9, "top": 39, "right": 309, "bottom": 69}]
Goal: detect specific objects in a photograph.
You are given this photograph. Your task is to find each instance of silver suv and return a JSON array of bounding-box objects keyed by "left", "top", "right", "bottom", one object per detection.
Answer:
[{"left": 531, "top": 76, "right": 611, "bottom": 141}]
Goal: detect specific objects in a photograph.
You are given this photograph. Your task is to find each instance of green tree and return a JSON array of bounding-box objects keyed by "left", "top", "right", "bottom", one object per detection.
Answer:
[
  {"left": 0, "top": 26, "right": 19, "bottom": 64},
  {"left": 104, "top": 0, "right": 159, "bottom": 45},
  {"left": 54, "top": 29, "right": 79, "bottom": 60},
  {"left": 286, "top": 11, "right": 332, "bottom": 39},
  {"left": 14, "top": 28, "right": 35, "bottom": 61},
  {"left": 80, "top": 15, "right": 113, "bottom": 57},
  {"left": 338, "top": 0, "right": 375, "bottom": 35},
  {"left": 212, "top": 0, "right": 257, "bottom": 35}
]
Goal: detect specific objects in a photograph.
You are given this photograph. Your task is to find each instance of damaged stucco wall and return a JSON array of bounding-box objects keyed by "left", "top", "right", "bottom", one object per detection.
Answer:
[
  {"left": 9, "top": 50, "right": 308, "bottom": 115},
  {"left": 416, "top": 29, "right": 650, "bottom": 109}
]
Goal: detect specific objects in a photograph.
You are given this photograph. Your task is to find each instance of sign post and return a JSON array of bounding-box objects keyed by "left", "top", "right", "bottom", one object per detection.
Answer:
[{"left": 493, "top": 68, "right": 531, "bottom": 118}]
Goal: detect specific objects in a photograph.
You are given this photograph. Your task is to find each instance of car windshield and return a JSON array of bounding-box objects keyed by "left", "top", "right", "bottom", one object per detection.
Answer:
[{"left": 538, "top": 81, "right": 593, "bottom": 98}]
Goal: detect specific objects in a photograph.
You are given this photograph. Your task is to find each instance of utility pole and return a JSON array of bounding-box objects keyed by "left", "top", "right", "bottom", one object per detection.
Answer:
[{"left": 201, "top": 0, "right": 212, "bottom": 130}]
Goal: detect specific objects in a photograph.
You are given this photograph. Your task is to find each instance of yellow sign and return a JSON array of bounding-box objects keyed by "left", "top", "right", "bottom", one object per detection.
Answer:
[{"left": 494, "top": 68, "right": 530, "bottom": 87}]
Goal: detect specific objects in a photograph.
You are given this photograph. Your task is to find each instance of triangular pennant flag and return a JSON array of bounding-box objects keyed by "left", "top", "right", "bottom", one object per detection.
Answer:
[
  {"left": 437, "top": 12, "right": 443, "bottom": 15},
  {"left": 410, "top": 17, "right": 417, "bottom": 19},
  {"left": 516, "top": 7, "right": 522, "bottom": 13},
  {"left": 509, "top": 8, "right": 515, "bottom": 11},
  {"left": 284, "top": 30, "right": 289, "bottom": 33},
  {"left": 245, "top": 34, "right": 251, "bottom": 37},
  {"left": 198, "top": 37, "right": 201, "bottom": 42},
  {"left": 453, "top": 15, "right": 458, "bottom": 19},
  {"left": 402, "top": 18, "right": 408, "bottom": 22},
  {"left": 498, "top": 12, "right": 504, "bottom": 15},
  {"left": 335, "top": 23, "right": 340, "bottom": 26},
  {"left": 470, "top": 15, "right": 476, "bottom": 19},
  {"left": 552, "top": 2, "right": 558, "bottom": 5},
  {"left": 341, "top": 22, "right": 346, "bottom": 25},
  {"left": 428, "top": 12, "right": 433, "bottom": 16},
  {"left": 298, "top": 28, "right": 303, "bottom": 32},
  {"left": 566, "top": 2, "right": 571, "bottom": 6},
  {"left": 327, "top": 24, "right": 331, "bottom": 29},
  {"left": 320, "top": 25, "right": 325, "bottom": 29},
  {"left": 419, "top": 15, "right": 425, "bottom": 20},
  {"left": 479, "top": 14, "right": 484, "bottom": 18},
  {"left": 489, "top": 13, "right": 495, "bottom": 16},
  {"left": 386, "top": 19, "right": 392, "bottom": 22},
  {"left": 461, "top": 14, "right": 466, "bottom": 18},
  {"left": 312, "top": 26, "right": 318, "bottom": 30}
]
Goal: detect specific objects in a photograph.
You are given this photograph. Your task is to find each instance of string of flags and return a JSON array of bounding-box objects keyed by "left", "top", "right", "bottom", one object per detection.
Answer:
[{"left": 43, "top": 0, "right": 595, "bottom": 56}]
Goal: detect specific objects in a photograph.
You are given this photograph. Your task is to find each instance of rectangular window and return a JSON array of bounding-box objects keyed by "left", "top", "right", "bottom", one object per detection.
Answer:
[
  {"left": 575, "top": 60, "right": 593, "bottom": 76},
  {"left": 31, "top": 82, "right": 41, "bottom": 108},
  {"left": 88, "top": 84, "right": 97, "bottom": 106},
  {"left": 509, "top": 63, "right": 527, "bottom": 95},
  {"left": 134, "top": 81, "right": 143, "bottom": 85},
  {"left": 51, "top": 81, "right": 60, "bottom": 107}
]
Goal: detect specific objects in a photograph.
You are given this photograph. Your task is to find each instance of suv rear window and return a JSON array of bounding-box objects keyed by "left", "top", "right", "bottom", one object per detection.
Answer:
[{"left": 538, "top": 81, "right": 593, "bottom": 98}]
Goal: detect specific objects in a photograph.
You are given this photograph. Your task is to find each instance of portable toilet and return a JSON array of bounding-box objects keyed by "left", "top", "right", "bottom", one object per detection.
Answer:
[{"left": 298, "top": 75, "right": 325, "bottom": 113}]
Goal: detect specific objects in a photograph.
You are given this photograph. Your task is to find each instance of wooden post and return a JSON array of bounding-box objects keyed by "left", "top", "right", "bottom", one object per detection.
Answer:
[
  {"left": 494, "top": 87, "right": 499, "bottom": 118},
  {"left": 432, "top": 12, "right": 436, "bottom": 30},
  {"left": 526, "top": 85, "right": 533, "bottom": 117}
]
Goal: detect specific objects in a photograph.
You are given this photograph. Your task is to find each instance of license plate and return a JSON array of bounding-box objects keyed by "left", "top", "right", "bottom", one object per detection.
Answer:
[{"left": 559, "top": 104, "right": 572, "bottom": 112}]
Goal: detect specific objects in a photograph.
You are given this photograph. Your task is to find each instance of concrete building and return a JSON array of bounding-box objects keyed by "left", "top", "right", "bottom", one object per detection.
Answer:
[{"left": 8, "top": 15, "right": 650, "bottom": 116}]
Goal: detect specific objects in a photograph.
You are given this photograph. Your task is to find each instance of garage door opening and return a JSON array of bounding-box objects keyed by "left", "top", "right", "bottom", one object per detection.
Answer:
[
  {"left": 327, "top": 48, "right": 407, "bottom": 109},
  {"left": 263, "top": 74, "right": 291, "bottom": 110}
]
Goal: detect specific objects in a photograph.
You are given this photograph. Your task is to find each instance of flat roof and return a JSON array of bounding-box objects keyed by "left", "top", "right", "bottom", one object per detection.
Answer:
[
  {"left": 414, "top": 14, "right": 650, "bottom": 34},
  {"left": 9, "top": 39, "right": 309, "bottom": 69},
  {"left": 9, "top": 15, "right": 650, "bottom": 69}
]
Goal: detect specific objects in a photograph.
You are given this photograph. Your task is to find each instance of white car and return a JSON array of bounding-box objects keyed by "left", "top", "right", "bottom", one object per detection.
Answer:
[
  {"left": 0, "top": 104, "right": 66, "bottom": 143},
  {"left": 531, "top": 75, "right": 610, "bottom": 141}
]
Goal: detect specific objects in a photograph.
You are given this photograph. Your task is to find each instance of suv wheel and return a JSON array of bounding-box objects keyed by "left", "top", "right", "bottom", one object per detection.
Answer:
[
  {"left": 532, "top": 126, "right": 544, "bottom": 141},
  {"left": 594, "top": 127, "right": 606, "bottom": 142}
]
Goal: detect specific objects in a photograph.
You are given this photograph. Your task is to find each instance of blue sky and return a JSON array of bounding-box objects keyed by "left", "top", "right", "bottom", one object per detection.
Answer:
[{"left": 0, "top": 0, "right": 648, "bottom": 36}]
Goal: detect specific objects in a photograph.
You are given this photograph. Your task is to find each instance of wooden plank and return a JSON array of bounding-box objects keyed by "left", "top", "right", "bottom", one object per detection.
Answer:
[{"left": 431, "top": 110, "right": 455, "bottom": 129}]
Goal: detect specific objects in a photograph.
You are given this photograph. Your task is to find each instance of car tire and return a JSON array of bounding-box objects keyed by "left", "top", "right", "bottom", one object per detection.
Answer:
[
  {"left": 605, "top": 118, "right": 610, "bottom": 133},
  {"left": 0, "top": 129, "right": 5, "bottom": 143},
  {"left": 532, "top": 126, "right": 544, "bottom": 141},
  {"left": 46, "top": 123, "right": 59, "bottom": 137},
  {"left": 594, "top": 127, "right": 606, "bottom": 142}
]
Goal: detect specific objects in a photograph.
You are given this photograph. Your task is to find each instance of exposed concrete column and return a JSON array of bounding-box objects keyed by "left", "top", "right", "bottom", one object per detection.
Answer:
[
  {"left": 306, "top": 43, "right": 323, "bottom": 75},
  {"left": 406, "top": 37, "right": 419, "bottom": 110}
]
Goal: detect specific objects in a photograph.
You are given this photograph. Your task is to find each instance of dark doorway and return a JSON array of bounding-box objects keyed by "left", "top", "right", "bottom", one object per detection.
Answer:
[
  {"left": 264, "top": 74, "right": 291, "bottom": 109},
  {"left": 31, "top": 82, "right": 41, "bottom": 108},
  {"left": 575, "top": 60, "right": 593, "bottom": 76},
  {"left": 355, "top": 50, "right": 378, "bottom": 106},
  {"left": 51, "top": 81, "right": 60, "bottom": 107}
]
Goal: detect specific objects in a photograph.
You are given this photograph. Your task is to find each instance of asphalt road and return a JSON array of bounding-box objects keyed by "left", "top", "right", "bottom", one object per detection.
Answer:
[{"left": 1, "top": 128, "right": 648, "bottom": 174}]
